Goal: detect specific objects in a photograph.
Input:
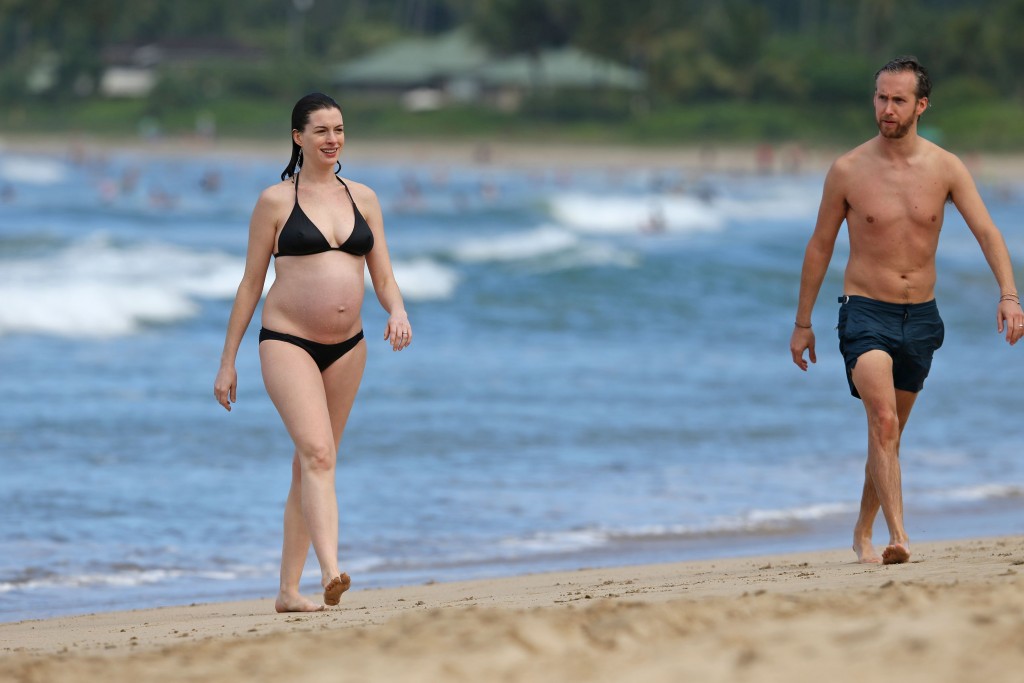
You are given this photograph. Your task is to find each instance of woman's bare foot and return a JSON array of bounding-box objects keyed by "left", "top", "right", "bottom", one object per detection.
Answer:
[
  {"left": 323, "top": 573, "right": 352, "bottom": 606},
  {"left": 275, "top": 592, "right": 325, "bottom": 613},
  {"left": 882, "top": 543, "right": 911, "bottom": 564},
  {"left": 853, "top": 538, "right": 882, "bottom": 563}
]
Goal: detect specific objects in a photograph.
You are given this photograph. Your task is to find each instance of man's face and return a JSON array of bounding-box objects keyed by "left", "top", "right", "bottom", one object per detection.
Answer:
[{"left": 874, "top": 71, "right": 927, "bottom": 139}]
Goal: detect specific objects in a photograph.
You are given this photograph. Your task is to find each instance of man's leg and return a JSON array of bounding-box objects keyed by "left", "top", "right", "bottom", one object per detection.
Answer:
[
  {"left": 852, "top": 384, "right": 918, "bottom": 563},
  {"left": 850, "top": 350, "right": 912, "bottom": 564}
]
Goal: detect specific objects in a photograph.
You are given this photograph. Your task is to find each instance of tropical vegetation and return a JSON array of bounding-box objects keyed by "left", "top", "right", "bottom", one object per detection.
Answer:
[{"left": 2, "top": 0, "right": 1024, "bottom": 148}]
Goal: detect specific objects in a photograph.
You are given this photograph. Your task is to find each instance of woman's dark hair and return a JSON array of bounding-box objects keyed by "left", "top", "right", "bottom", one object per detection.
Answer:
[
  {"left": 280, "top": 92, "right": 343, "bottom": 180},
  {"left": 874, "top": 56, "right": 932, "bottom": 101}
]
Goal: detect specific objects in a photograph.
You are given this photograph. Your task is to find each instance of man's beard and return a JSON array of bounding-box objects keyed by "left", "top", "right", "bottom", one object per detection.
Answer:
[{"left": 877, "top": 116, "right": 914, "bottom": 139}]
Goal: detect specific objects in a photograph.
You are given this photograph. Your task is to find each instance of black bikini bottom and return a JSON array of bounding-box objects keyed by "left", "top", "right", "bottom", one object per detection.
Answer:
[{"left": 259, "top": 328, "right": 364, "bottom": 372}]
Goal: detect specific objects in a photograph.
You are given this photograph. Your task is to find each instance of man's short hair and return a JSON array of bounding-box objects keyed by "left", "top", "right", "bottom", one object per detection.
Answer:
[{"left": 875, "top": 56, "right": 932, "bottom": 100}]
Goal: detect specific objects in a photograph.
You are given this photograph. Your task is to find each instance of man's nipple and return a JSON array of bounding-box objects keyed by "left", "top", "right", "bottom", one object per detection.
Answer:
[{"left": 866, "top": 215, "right": 875, "bottom": 223}]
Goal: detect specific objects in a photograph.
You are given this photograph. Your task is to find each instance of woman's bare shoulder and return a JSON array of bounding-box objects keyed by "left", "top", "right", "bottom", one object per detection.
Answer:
[
  {"left": 255, "top": 178, "right": 295, "bottom": 208},
  {"left": 341, "top": 177, "right": 380, "bottom": 206}
]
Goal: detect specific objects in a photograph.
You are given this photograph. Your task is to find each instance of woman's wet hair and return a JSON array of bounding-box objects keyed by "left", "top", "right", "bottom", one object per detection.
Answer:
[
  {"left": 875, "top": 56, "right": 932, "bottom": 101},
  {"left": 281, "top": 92, "right": 343, "bottom": 180}
]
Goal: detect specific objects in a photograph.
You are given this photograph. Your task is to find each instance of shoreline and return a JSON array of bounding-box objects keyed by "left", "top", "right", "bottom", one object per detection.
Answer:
[
  {"left": 1, "top": 132, "right": 826, "bottom": 172},
  {"left": 4, "top": 501, "right": 1017, "bottom": 627},
  {"left": 5, "top": 132, "right": 1024, "bottom": 185},
  {"left": 3, "top": 535, "right": 1023, "bottom": 682}
]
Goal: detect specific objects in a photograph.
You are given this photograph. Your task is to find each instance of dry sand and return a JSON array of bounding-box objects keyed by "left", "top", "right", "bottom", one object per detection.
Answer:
[
  {"left": 3, "top": 132, "right": 825, "bottom": 173},
  {"left": 7, "top": 130, "right": 1024, "bottom": 185},
  {"left": 6, "top": 132, "right": 1024, "bottom": 192},
  {"left": 2, "top": 536, "right": 1023, "bottom": 683}
]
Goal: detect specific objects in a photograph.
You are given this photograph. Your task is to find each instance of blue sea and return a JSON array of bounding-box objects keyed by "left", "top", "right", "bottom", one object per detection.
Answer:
[{"left": 1, "top": 142, "right": 1023, "bottom": 623}]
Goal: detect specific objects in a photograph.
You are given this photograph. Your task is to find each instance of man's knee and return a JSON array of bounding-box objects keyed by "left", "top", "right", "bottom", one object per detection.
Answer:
[{"left": 866, "top": 405, "right": 901, "bottom": 443}]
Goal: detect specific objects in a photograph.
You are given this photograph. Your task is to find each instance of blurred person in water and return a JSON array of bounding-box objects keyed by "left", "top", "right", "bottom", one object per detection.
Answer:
[
  {"left": 214, "top": 92, "right": 412, "bottom": 612},
  {"left": 789, "top": 57, "right": 1022, "bottom": 565}
]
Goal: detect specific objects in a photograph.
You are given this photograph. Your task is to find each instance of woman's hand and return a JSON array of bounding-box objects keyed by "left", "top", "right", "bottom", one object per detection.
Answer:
[
  {"left": 384, "top": 312, "right": 412, "bottom": 352},
  {"left": 214, "top": 365, "right": 238, "bottom": 411}
]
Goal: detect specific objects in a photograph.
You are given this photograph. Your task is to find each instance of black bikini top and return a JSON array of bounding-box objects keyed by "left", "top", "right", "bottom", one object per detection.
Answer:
[{"left": 274, "top": 174, "right": 374, "bottom": 258}]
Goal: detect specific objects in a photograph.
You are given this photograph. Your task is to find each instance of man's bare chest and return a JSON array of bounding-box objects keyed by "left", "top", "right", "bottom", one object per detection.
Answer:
[{"left": 846, "top": 171, "right": 948, "bottom": 229}]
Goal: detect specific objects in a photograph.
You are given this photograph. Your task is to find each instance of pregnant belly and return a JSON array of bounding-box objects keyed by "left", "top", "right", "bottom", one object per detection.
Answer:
[{"left": 263, "top": 262, "right": 365, "bottom": 342}]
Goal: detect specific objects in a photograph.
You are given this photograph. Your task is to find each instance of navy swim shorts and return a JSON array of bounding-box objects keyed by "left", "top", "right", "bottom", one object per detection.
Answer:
[{"left": 836, "top": 295, "right": 944, "bottom": 399}]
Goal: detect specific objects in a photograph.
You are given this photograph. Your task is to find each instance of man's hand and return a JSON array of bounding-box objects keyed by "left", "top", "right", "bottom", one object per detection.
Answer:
[{"left": 790, "top": 326, "right": 817, "bottom": 371}]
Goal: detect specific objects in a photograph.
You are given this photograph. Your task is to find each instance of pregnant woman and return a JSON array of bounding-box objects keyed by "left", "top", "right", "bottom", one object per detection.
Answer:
[{"left": 214, "top": 92, "right": 412, "bottom": 612}]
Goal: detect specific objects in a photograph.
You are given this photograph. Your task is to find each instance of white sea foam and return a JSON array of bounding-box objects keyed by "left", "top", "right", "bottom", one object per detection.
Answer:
[
  {"left": 452, "top": 226, "right": 581, "bottom": 262},
  {"left": 600, "top": 503, "right": 858, "bottom": 542},
  {"left": 742, "top": 502, "right": 855, "bottom": 525},
  {"left": 386, "top": 258, "right": 459, "bottom": 301},
  {"left": 715, "top": 192, "right": 821, "bottom": 221},
  {"left": 0, "top": 235, "right": 244, "bottom": 338},
  {"left": 498, "top": 528, "right": 609, "bottom": 554},
  {"left": 451, "top": 225, "right": 637, "bottom": 270},
  {"left": 493, "top": 502, "right": 858, "bottom": 559},
  {"left": 923, "top": 483, "right": 1024, "bottom": 503},
  {"left": 0, "top": 156, "right": 68, "bottom": 185},
  {"left": 549, "top": 193, "right": 724, "bottom": 234},
  {"left": 0, "top": 235, "right": 460, "bottom": 337},
  {"left": 0, "top": 566, "right": 265, "bottom": 593},
  {"left": 548, "top": 183, "right": 822, "bottom": 234}
]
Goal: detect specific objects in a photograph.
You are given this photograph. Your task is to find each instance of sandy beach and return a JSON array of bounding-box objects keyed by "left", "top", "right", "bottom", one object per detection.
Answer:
[
  {"left": 6, "top": 131, "right": 1024, "bottom": 190},
  {"left": 2, "top": 535, "right": 1023, "bottom": 682},
  {"left": 2, "top": 131, "right": 823, "bottom": 174}
]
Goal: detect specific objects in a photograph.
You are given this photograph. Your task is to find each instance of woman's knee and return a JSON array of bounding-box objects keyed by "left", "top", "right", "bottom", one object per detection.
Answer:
[{"left": 295, "top": 440, "right": 336, "bottom": 472}]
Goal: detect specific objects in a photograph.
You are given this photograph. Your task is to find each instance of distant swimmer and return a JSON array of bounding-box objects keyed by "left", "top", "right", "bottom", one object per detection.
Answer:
[
  {"left": 199, "top": 169, "right": 221, "bottom": 193},
  {"left": 642, "top": 202, "right": 666, "bottom": 233},
  {"left": 214, "top": 93, "right": 412, "bottom": 612},
  {"left": 789, "top": 56, "right": 1023, "bottom": 565}
]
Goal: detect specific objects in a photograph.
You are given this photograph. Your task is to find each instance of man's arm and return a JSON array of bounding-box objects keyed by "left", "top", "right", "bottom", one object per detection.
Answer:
[
  {"left": 791, "top": 162, "right": 848, "bottom": 370},
  {"left": 948, "top": 155, "right": 1024, "bottom": 345}
]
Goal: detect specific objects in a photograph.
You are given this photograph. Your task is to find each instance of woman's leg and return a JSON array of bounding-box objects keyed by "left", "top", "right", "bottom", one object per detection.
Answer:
[
  {"left": 276, "top": 454, "right": 316, "bottom": 611},
  {"left": 260, "top": 341, "right": 341, "bottom": 609},
  {"left": 319, "top": 340, "right": 367, "bottom": 603},
  {"left": 260, "top": 338, "right": 367, "bottom": 609},
  {"left": 322, "top": 339, "right": 367, "bottom": 461}
]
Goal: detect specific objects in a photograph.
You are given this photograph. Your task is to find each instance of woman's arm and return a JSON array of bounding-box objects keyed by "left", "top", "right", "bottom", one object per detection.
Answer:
[
  {"left": 214, "top": 187, "right": 281, "bottom": 410},
  {"left": 355, "top": 182, "right": 412, "bottom": 352}
]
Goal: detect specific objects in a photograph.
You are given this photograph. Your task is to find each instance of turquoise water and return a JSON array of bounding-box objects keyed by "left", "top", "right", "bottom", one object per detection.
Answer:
[{"left": 1, "top": 146, "right": 1023, "bottom": 622}]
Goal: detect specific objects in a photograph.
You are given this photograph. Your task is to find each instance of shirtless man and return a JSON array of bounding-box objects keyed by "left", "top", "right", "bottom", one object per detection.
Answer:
[{"left": 789, "top": 56, "right": 1024, "bottom": 565}]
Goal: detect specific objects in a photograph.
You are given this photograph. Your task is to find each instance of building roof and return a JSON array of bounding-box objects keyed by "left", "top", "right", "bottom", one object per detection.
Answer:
[
  {"left": 332, "top": 29, "right": 489, "bottom": 88},
  {"left": 476, "top": 46, "right": 645, "bottom": 90},
  {"left": 332, "top": 30, "right": 645, "bottom": 91}
]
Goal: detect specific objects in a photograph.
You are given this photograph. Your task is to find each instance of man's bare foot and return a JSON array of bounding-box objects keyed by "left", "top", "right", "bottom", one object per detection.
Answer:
[
  {"left": 882, "top": 543, "right": 911, "bottom": 564},
  {"left": 275, "top": 593, "right": 325, "bottom": 613},
  {"left": 853, "top": 539, "right": 882, "bottom": 563},
  {"left": 323, "top": 573, "right": 352, "bottom": 606}
]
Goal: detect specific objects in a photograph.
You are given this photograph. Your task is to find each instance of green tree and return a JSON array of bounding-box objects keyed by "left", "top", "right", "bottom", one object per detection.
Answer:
[{"left": 466, "top": 0, "right": 579, "bottom": 91}]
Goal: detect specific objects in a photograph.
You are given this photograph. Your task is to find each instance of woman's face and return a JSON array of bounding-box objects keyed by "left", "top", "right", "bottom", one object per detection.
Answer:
[{"left": 294, "top": 107, "right": 344, "bottom": 167}]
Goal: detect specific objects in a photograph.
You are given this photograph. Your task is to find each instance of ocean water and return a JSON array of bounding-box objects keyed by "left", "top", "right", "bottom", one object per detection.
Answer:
[{"left": 1, "top": 144, "right": 1023, "bottom": 623}]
